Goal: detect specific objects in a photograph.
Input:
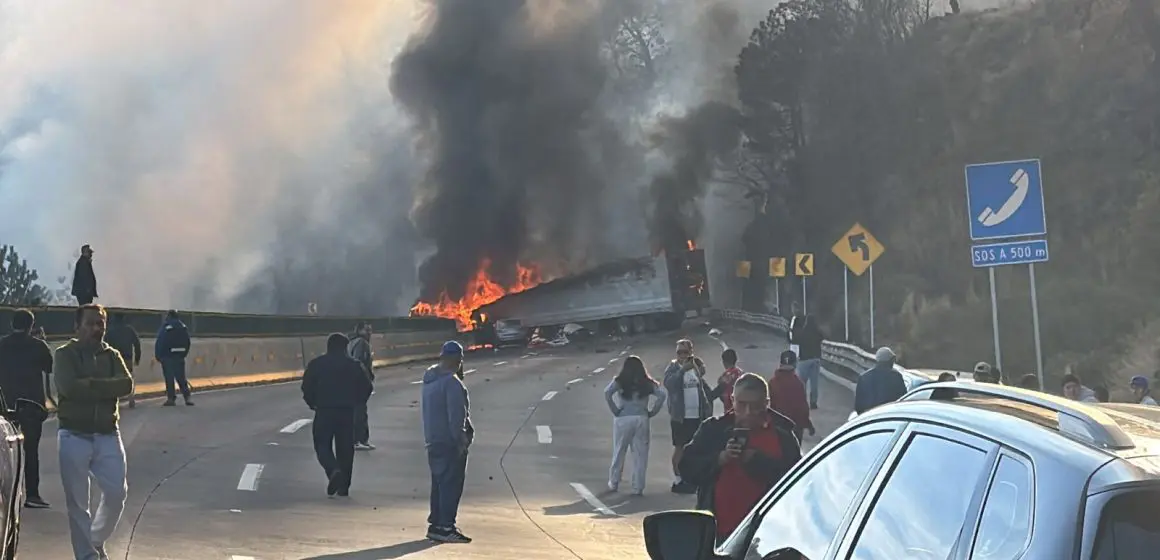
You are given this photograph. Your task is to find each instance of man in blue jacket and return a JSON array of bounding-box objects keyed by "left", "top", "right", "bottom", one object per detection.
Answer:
[
  {"left": 421, "top": 341, "right": 473, "bottom": 544},
  {"left": 155, "top": 310, "right": 194, "bottom": 406},
  {"left": 854, "top": 347, "right": 907, "bottom": 414}
]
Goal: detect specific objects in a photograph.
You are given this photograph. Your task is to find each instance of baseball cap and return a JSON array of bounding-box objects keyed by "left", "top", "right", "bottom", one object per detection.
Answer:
[
  {"left": 779, "top": 350, "right": 797, "bottom": 366},
  {"left": 441, "top": 341, "right": 464, "bottom": 357},
  {"left": 875, "top": 347, "right": 896, "bottom": 363},
  {"left": 974, "top": 362, "right": 992, "bottom": 376},
  {"left": 1131, "top": 375, "right": 1149, "bottom": 390}
]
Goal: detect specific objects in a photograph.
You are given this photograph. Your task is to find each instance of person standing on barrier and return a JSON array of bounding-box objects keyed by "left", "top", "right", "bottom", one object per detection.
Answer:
[
  {"left": 71, "top": 244, "right": 98, "bottom": 306},
  {"left": 421, "top": 341, "right": 474, "bottom": 544},
  {"left": 604, "top": 355, "right": 667, "bottom": 496},
  {"left": 0, "top": 308, "right": 55, "bottom": 509},
  {"left": 104, "top": 313, "right": 141, "bottom": 409},
  {"left": 789, "top": 315, "right": 825, "bottom": 410},
  {"left": 853, "top": 347, "right": 907, "bottom": 414},
  {"left": 302, "top": 333, "right": 373, "bottom": 497},
  {"left": 55, "top": 304, "right": 134, "bottom": 560},
  {"left": 347, "top": 322, "right": 375, "bottom": 450},
  {"left": 156, "top": 310, "right": 194, "bottom": 406}
]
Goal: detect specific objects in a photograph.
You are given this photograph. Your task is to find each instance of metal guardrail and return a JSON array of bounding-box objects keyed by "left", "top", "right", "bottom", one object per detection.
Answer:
[{"left": 713, "top": 309, "right": 940, "bottom": 389}]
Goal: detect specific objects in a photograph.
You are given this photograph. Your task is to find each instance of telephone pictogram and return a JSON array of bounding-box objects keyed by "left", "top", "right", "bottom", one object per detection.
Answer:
[{"left": 977, "top": 168, "right": 1029, "bottom": 227}]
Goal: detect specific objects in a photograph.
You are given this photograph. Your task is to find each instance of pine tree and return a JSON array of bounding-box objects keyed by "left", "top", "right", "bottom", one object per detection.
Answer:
[{"left": 0, "top": 244, "right": 48, "bottom": 306}]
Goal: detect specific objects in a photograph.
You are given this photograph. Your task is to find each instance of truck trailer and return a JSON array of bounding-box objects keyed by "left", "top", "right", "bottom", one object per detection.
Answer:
[{"left": 474, "top": 248, "right": 710, "bottom": 343}]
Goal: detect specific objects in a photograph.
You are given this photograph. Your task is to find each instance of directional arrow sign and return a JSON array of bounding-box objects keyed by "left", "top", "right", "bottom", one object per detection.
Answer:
[
  {"left": 831, "top": 223, "right": 884, "bottom": 276},
  {"left": 794, "top": 253, "right": 814, "bottom": 277}
]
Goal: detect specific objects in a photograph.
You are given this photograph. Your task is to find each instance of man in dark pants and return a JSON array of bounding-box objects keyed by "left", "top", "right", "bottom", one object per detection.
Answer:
[
  {"left": 0, "top": 309, "right": 54, "bottom": 508},
  {"left": 71, "top": 244, "right": 98, "bottom": 305},
  {"left": 155, "top": 310, "right": 194, "bottom": 406},
  {"left": 104, "top": 313, "right": 142, "bottom": 408},
  {"left": 301, "top": 333, "right": 372, "bottom": 497},
  {"left": 421, "top": 341, "right": 473, "bottom": 544},
  {"left": 346, "top": 322, "right": 375, "bottom": 450}
]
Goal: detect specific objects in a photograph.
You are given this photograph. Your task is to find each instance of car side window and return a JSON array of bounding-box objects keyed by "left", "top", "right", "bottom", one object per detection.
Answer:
[
  {"left": 971, "top": 455, "right": 1033, "bottom": 559},
  {"left": 745, "top": 431, "right": 895, "bottom": 560},
  {"left": 848, "top": 434, "right": 990, "bottom": 560}
]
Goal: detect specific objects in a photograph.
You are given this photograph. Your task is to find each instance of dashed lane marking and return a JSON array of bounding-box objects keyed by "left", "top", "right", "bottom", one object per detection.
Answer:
[
  {"left": 570, "top": 482, "right": 617, "bottom": 516},
  {"left": 566, "top": 378, "right": 584, "bottom": 385},
  {"left": 410, "top": 380, "right": 423, "bottom": 384},
  {"left": 493, "top": 361, "right": 508, "bottom": 366},
  {"left": 716, "top": 338, "right": 729, "bottom": 350},
  {"left": 592, "top": 367, "right": 605, "bottom": 374},
  {"left": 522, "top": 354, "right": 532, "bottom": 359},
  {"left": 279, "top": 419, "right": 311, "bottom": 434},
  {"left": 536, "top": 425, "right": 553, "bottom": 444},
  {"left": 542, "top": 391, "right": 557, "bottom": 401},
  {"left": 608, "top": 358, "right": 618, "bottom": 364},
  {"left": 231, "top": 556, "right": 257, "bottom": 560},
  {"left": 465, "top": 369, "right": 477, "bottom": 374},
  {"left": 237, "top": 464, "right": 265, "bottom": 492}
]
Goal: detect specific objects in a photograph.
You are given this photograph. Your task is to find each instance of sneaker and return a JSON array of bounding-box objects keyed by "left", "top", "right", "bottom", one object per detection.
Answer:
[
  {"left": 630, "top": 490, "right": 644, "bottom": 496},
  {"left": 671, "top": 481, "right": 697, "bottom": 495},
  {"left": 335, "top": 489, "right": 349, "bottom": 497},
  {"left": 326, "top": 470, "right": 342, "bottom": 496},
  {"left": 810, "top": 403, "right": 818, "bottom": 410},
  {"left": 429, "top": 526, "right": 472, "bottom": 543},
  {"left": 24, "top": 496, "right": 49, "bottom": 509},
  {"left": 355, "top": 442, "right": 375, "bottom": 450},
  {"left": 606, "top": 483, "right": 618, "bottom": 493},
  {"left": 162, "top": 400, "right": 176, "bottom": 407},
  {"left": 425, "top": 525, "right": 441, "bottom": 540},
  {"left": 185, "top": 400, "right": 195, "bottom": 406}
]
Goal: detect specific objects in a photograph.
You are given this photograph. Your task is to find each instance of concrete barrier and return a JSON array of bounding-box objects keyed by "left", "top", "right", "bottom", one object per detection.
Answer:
[{"left": 44, "top": 329, "right": 455, "bottom": 407}]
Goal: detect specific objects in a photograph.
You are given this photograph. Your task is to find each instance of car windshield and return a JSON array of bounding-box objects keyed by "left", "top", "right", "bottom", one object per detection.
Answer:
[{"left": 1093, "top": 489, "right": 1160, "bottom": 559}]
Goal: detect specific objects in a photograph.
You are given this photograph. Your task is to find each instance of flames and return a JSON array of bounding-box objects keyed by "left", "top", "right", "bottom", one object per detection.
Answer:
[
  {"left": 410, "top": 259, "right": 543, "bottom": 331},
  {"left": 687, "top": 239, "right": 696, "bottom": 251}
]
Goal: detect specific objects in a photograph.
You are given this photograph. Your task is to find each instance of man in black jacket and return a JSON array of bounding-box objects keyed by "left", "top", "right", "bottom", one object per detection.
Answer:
[
  {"left": 302, "top": 333, "right": 374, "bottom": 497},
  {"left": 104, "top": 313, "right": 142, "bottom": 408},
  {"left": 0, "top": 309, "right": 54, "bottom": 508},
  {"left": 789, "top": 315, "right": 825, "bottom": 409},
  {"left": 72, "top": 244, "right": 98, "bottom": 305},
  {"left": 678, "top": 373, "right": 802, "bottom": 543}
]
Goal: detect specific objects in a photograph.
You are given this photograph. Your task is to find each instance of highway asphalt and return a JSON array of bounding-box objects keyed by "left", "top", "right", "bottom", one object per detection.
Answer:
[{"left": 20, "top": 323, "right": 852, "bottom": 559}]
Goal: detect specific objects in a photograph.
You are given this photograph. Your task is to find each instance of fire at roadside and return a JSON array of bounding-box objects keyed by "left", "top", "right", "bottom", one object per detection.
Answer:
[{"left": 408, "top": 259, "right": 544, "bottom": 332}]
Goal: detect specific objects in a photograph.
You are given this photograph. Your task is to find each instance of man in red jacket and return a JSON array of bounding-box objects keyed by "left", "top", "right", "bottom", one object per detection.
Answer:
[{"left": 769, "top": 350, "right": 814, "bottom": 440}]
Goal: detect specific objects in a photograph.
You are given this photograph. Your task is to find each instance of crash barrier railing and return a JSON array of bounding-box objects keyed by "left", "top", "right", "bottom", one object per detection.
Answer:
[
  {"left": 0, "top": 304, "right": 454, "bottom": 339},
  {"left": 712, "top": 309, "right": 938, "bottom": 387}
]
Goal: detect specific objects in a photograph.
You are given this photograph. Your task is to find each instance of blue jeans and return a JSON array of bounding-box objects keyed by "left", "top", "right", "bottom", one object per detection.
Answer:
[
  {"left": 427, "top": 446, "right": 468, "bottom": 528},
  {"left": 797, "top": 358, "right": 821, "bottom": 406},
  {"left": 59, "top": 430, "right": 127, "bottom": 560},
  {"left": 160, "top": 359, "right": 191, "bottom": 401}
]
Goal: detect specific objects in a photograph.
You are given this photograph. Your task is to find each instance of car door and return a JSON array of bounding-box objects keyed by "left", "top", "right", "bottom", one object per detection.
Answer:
[
  {"left": 834, "top": 423, "right": 1000, "bottom": 560},
  {"left": 721, "top": 420, "right": 907, "bottom": 560},
  {"left": 0, "top": 417, "right": 21, "bottom": 548}
]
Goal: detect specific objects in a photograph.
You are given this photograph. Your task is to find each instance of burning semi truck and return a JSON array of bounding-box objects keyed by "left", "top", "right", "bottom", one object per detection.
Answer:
[{"left": 472, "top": 247, "right": 710, "bottom": 345}]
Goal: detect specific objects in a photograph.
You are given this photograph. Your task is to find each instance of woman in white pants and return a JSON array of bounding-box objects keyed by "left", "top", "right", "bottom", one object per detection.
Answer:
[{"left": 605, "top": 355, "right": 667, "bottom": 495}]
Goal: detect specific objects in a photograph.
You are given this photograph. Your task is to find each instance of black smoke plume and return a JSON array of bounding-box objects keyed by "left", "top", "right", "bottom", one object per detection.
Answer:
[
  {"left": 646, "top": 101, "right": 742, "bottom": 252},
  {"left": 391, "top": 0, "right": 628, "bottom": 302}
]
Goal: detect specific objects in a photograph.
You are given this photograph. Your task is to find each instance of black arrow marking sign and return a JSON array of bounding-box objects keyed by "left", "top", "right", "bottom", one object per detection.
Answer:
[
  {"left": 798, "top": 254, "right": 812, "bottom": 275},
  {"left": 848, "top": 233, "right": 870, "bottom": 261}
]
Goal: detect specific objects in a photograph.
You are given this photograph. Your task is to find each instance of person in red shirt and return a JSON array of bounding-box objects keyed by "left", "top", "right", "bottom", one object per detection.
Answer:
[
  {"left": 718, "top": 348, "right": 743, "bottom": 412},
  {"left": 677, "top": 373, "right": 802, "bottom": 542},
  {"left": 769, "top": 350, "right": 814, "bottom": 441}
]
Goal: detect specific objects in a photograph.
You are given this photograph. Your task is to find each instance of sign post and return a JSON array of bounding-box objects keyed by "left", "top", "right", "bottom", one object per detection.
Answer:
[
  {"left": 769, "top": 257, "right": 786, "bottom": 314},
  {"left": 966, "top": 159, "right": 1048, "bottom": 385},
  {"left": 794, "top": 253, "right": 814, "bottom": 315},
  {"left": 831, "top": 223, "right": 885, "bottom": 346}
]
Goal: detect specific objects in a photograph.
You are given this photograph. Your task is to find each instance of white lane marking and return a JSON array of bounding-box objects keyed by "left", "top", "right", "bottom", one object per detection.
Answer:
[
  {"left": 619, "top": 350, "right": 627, "bottom": 356},
  {"left": 592, "top": 367, "right": 605, "bottom": 374},
  {"left": 608, "top": 358, "right": 618, "bottom": 364},
  {"left": 231, "top": 556, "right": 258, "bottom": 560},
  {"left": 279, "top": 419, "right": 312, "bottom": 434},
  {"left": 570, "top": 482, "right": 617, "bottom": 516},
  {"left": 536, "top": 425, "right": 553, "bottom": 444},
  {"left": 411, "top": 380, "right": 423, "bottom": 384},
  {"left": 493, "top": 361, "right": 508, "bottom": 366},
  {"left": 566, "top": 378, "right": 584, "bottom": 385},
  {"left": 522, "top": 354, "right": 532, "bottom": 359},
  {"left": 717, "top": 338, "right": 729, "bottom": 350},
  {"left": 542, "top": 391, "right": 557, "bottom": 401},
  {"left": 465, "top": 368, "right": 477, "bottom": 374},
  {"left": 237, "top": 464, "right": 265, "bottom": 492}
]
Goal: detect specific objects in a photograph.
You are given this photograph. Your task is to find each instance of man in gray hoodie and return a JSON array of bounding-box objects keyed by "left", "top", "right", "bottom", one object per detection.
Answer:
[
  {"left": 662, "top": 339, "right": 723, "bottom": 495},
  {"left": 347, "top": 322, "right": 375, "bottom": 450},
  {"left": 421, "top": 341, "right": 474, "bottom": 544}
]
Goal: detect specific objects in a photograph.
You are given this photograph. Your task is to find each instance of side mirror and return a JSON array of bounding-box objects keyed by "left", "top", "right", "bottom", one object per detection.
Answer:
[
  {"left": 643, "top": 510, "right": 718, "bottom": 560},
  {"left": 763, "top": 547, "right": 809, "bottom": 560}
]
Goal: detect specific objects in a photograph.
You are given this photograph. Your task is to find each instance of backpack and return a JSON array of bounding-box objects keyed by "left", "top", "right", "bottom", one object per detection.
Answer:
[{"left": 165, "top": 323, "right": 191, "bottom": 358}]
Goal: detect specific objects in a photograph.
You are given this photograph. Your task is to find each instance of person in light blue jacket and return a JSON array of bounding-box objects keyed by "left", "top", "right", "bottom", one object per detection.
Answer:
[
  {"left": 420, "top": 341, "right": 474, "bottom": 544},
  {"left": 605, "top": 355, "right": 667, "bottom": 496}
]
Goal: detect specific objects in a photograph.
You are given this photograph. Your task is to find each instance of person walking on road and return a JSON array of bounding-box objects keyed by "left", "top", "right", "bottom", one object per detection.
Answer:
[
  {"left": 789, "top": 315, "right": 825, "bottom": 410},
  {"left": 71, "top": 244, "right": 98, "bottom": 306},
  {"left": 421, "top": 341, "right": 474, "bottom": 544},
  {"left": 853, "top": 347, "right": 908, "bottom": 415},
  {"left": 301, "top": 333, "right": 373, "bottom": 497},
  {"left": 0, "top": 308, "right": 54, "bottom": 508},
  {"left": 155, "top": 310, "right": 194, "bottom": 406},
  {"left": 718, "top": 348, "right": 743, "bottom": 412},
  {"left": 604, "top": 355, "right": 667, "bottom": 496},
  {"left": 678, "top": 373, "right": 802, "bottom": 543},
  {"left": 663, "top": 339, "right": 722, "bottom": 495},
  {"left": 1130, "top": 376, "right": 1158, "bottom": 405},
  {"left": 104, "top": 313, "right": 142, "bottom": 409},
  {"left": 55, "top": 304, "right": 134, "bottom": 560},
  {"left": 347, "top": 322, "right": 375, "bottom": 450},
  {"left": 768, "top": 350, "right": 814, "bottom": 441}
]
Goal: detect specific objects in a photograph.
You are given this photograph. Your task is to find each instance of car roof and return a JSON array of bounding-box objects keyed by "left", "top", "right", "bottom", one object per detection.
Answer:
[{"left": 851, "top": 382, "right": 1160, "bottom": 486}]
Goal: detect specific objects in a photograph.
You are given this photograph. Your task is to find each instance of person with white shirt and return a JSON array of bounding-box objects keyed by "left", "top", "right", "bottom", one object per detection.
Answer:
[
  {"left": 604, "top": 355, "right": 667, "bottom": 495},
  {"left": 662, "top": 339, "right": 724, "bottom": 495}
]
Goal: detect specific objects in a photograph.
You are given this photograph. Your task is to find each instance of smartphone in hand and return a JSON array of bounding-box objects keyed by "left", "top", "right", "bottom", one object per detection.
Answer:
[{"left": 729, "top": 427, "right": 751, "bottom": 450}]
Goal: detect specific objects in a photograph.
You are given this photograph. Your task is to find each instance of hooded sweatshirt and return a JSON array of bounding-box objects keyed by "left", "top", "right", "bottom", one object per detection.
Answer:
[
  {"left": 301, "top": 333, "right": 373, "bottom": 410},
  {"left": 422, "top": 363, "right": 473, "bottom": 450},
  {"left": 854, "top": 362, "right": 908, "bottom": 414},
  {"left": 155, "top": 318, "right": 191, "bottom": 361},
  {"left": 769, "top": 366, "right": 812, "bottom": 433}
]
